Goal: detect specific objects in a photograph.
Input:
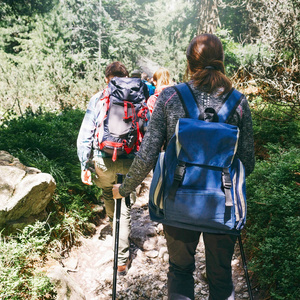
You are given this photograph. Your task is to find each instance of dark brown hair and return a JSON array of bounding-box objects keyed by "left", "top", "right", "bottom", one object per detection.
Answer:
[
  {"left": 105, "top": 61, "right": 129, "bottom": 79},
  {"left": 186, "top": 34, "right": 232, "bottom": 95}
]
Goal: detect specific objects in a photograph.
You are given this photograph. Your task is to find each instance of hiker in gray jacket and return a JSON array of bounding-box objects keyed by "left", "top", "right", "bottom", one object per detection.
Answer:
[{"left": 113, "top": 34, "right": 255, "bottom": 300}]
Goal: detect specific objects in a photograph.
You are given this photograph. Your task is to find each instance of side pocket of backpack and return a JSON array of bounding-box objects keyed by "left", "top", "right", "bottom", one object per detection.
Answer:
[
  {"left": 149, "top": 152, "right": 165, "bottom": 215},
  {"left": 231, "top": 158, "right": 247, "bottom": 230}
]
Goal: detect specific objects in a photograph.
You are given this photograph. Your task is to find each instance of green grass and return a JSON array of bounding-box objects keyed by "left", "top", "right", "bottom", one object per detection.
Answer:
[{"left": 0, "top": 221, "right": 57, "bottom": 299}]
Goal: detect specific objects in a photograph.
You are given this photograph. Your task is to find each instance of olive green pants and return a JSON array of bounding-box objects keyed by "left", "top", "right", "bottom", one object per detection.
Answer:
[{"left": 93, "top": 156, "right": 134, "bottom": 266}]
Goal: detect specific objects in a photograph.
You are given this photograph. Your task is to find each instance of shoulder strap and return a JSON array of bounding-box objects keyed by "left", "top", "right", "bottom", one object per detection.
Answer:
[
  {"left": 173, "top": 83, "right": 200, "bottom": 119},
  {"left": 217, "top": 88, "right": 243, "bottom": 123},
  {"left": 175, "top": 84, "right": 243, "bottom": 123}
]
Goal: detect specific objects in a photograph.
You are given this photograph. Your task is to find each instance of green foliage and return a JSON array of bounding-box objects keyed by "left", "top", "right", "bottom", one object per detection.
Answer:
[
  {"left": 0, "top": 0, "right": 159, "bottom": 114},
  {"left": 251, "top": 104, "right": 300, "bottom": 159},
  {"left": 0, "top": 221, "right": 56, "bottom": 299},
  {"left": 246, "top": 145, "right": 300, "bottom": 299},
  {"left": 2, "top": 0, "right": 58, "bottom": 17},
  {"left": 0, "top": 107, "right": 83, "bottom": 178},
  {"left": 0, "top": 107, "right": 100, "bottom": 244},
  {"left": 0, "top": 4, "right": 101, "bottom": 114},
  {"left": 217, "top": 29, "right": 271, "bottom": 76},
  {"left": 219, "top": 0, "right": 257, "bottom": 43},
  {"left": 0, "top": 107, "right": 102, "bottom": 298}
]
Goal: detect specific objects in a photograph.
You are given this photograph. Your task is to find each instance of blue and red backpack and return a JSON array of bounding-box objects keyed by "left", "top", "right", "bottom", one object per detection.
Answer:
[{"left": 96, "top": 77, "right": 148, "bottom": 161}]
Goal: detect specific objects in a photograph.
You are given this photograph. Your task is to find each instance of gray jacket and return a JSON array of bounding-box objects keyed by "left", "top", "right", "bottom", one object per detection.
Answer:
[{"left": 119, "top": 81, "right": 255, "bottom": 197}]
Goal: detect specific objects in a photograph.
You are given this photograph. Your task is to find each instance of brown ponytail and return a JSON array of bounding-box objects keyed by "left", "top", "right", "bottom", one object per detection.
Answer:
[{"left": 186, "top": 34, "right": 232, "bottom": 95}]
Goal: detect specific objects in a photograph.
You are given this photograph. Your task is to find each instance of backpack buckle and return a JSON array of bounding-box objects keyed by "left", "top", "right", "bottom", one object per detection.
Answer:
[
  {"left": 222, "top": 168, "right": 233, "bottom": 206},
  {"left": 222, "top": 169, "right": 232, "bottom": 189},
  {"left": 169, "top": 161, "right": 186, "bottom": 200},
  {"left": 174, "top": 161, "right": 186, "bottom": 182}
]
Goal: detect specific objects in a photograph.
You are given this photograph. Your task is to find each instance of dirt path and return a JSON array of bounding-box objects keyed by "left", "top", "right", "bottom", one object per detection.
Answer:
[{"left": 53, "top": 176, "right": 259, "bottom": 299}]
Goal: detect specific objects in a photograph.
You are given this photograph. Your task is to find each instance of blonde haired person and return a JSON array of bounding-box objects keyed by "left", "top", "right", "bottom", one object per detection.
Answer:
[{"left": 147, "top": 67, "right": 173, "bottom": 115}]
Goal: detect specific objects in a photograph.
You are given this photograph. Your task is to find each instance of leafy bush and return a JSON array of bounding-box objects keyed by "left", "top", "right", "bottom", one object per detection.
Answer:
[
  {"left": 0, "top": 221, "right": 56, "bottom": 299},
  {"left": 1, "top": 107, "right": 84, "bottom": 184},
  {"left": 246, "top": 145, "right": 300, "bottom": 299},
  {"left": 0, "top": 107, "right": 101, "bottom": 245},
  {"left": 252, "top": 105, "right": 300, "bottom": 159},
  {"left": 0, "top": 107, "right": 104, "bottom": 299},
  {"left": 217, "top": 29, "right": 271, "bottom": 77}
]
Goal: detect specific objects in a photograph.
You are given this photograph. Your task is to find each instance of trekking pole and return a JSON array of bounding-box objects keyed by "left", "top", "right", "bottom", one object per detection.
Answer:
[
  {"left": 112, "top": 173, "right": 123, "bottom": 300},
  {"left": 238, "top": 234, "right": 254, "bottom": 300}
]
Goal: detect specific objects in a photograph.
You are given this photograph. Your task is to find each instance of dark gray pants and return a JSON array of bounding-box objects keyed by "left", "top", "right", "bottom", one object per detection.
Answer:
[{"left": 164, "top": 225, "right": 237, "bottom": 300}]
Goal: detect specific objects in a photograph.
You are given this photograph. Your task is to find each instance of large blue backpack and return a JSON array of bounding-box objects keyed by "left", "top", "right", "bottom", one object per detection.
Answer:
[{"left": 149, "top": 83, "right": 246, "bottom": 235}]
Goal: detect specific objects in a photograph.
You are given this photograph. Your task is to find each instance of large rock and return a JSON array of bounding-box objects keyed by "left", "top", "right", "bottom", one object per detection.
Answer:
[{"left": 0, "top": 151, "right": 56, "bottom": 233}]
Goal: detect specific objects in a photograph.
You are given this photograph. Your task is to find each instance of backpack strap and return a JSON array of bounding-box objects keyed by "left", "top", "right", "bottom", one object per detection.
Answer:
[
  {"left": 173, "top": 83, "right": 200, "bottom": 119},
  {"left": 218, "top": 88, "right": 243, "bottom": 123},
  {"left": 174, "top": 83, "right": 243, "bottom": 123}
]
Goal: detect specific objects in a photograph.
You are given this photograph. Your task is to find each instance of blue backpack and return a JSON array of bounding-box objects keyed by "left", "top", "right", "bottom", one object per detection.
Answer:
[{"left": 149, "top": 83, "right": 246, "bottom": 235}]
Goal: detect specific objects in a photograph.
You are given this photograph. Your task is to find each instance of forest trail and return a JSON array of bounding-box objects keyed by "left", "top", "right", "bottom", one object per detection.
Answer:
[{"left": 50, "top": 175, "right": 259, "bottom": 299}]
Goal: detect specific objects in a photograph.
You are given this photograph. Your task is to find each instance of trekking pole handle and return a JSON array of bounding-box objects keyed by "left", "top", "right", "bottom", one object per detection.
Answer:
[{"left": 116, "top": 173, "right": 131, "bottom": 208}]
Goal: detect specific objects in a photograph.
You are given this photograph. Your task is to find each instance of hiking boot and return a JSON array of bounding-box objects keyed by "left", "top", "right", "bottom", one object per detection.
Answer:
[{"left": 117, "top": 255, "right": 132, "bottom": 276}]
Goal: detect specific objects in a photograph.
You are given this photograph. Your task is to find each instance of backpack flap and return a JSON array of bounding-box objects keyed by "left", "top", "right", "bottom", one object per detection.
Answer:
[
  {"left": 175, "top": 118, "right": 239, "bottom": 167},
  {"left": 109, "top": 77, "right": 146, "bottom": 104},
  {"left": 173, "top": 117, "right": 240, "bottom": 207}
]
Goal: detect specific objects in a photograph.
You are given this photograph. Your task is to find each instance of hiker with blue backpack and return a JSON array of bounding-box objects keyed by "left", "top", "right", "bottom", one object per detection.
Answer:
[
  {"left": 113, "top": 34, "right": 255, "bottom": 299},
  {"left": 77, "top": 61, "right": 149, "bottom": 276}
]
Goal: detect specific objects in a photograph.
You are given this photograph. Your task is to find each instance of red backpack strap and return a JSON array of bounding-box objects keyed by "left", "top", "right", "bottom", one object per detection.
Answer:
[
  {"left": 101, "top": 86, "right": 110, "bottom": 111},
  {"left": 137, "top": 106, "right": 148, "bottom": 121},
  {"left": 123, "top": 101, "right": 135, "bottom": 120}
]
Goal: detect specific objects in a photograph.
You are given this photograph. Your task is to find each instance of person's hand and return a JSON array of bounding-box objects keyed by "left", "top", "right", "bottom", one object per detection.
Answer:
[
  {"left": 112, "top": 184, "right": 122, "bottom": 199},
  {"left": 81, "top": 169, "right": 93, "bottom": 185}
]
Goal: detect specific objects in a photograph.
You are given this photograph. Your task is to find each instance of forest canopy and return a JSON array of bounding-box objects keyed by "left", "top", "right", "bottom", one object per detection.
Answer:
[{"left": 0, "top": 0, "right": 299, "bottom": 118}]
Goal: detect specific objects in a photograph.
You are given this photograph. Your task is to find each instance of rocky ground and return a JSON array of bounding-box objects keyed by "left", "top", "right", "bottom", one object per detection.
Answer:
[{"left": 48, "top": 174, "right": 260, "bottom": 299}]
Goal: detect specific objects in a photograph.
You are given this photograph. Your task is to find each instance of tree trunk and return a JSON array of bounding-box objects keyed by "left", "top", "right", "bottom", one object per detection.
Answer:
[
  {"left": 197, "top": 0, "right": 220, "bottom": 34},
  {"left": 98, "top": 0, "right": 102, "bottom": 82}
]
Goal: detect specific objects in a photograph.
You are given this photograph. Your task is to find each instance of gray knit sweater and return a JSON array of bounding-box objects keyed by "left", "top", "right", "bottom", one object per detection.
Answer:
[{"left": 119, "top": 81, "right": 255, "bottom": 197}]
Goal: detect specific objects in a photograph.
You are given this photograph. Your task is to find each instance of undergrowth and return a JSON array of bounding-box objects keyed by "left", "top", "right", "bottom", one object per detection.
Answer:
[
  {"left": 0, "top": 106, "right": 101, "bottom": 249},
  {"left": 0, "top": 106, "right": 102, "bottom": 298},
  {"left": 246, "top": 145, "right": 300, "bottom": 299},
  {"left": 0, "top": 221, "right": 57, "bottom": 299}
]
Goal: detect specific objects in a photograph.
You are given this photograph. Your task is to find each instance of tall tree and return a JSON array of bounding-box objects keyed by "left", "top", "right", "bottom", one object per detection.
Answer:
[
  {"left": 1, "top": 0, "right": 58, "bottom": 17},
  {"left": 196, "top": 0, "right": 220, "bottom": 34}
]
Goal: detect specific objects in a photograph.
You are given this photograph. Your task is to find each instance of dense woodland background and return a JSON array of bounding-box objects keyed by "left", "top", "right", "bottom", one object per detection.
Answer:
[{"left": 0, "top": 0, "right": 299, "bottom": 299}]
